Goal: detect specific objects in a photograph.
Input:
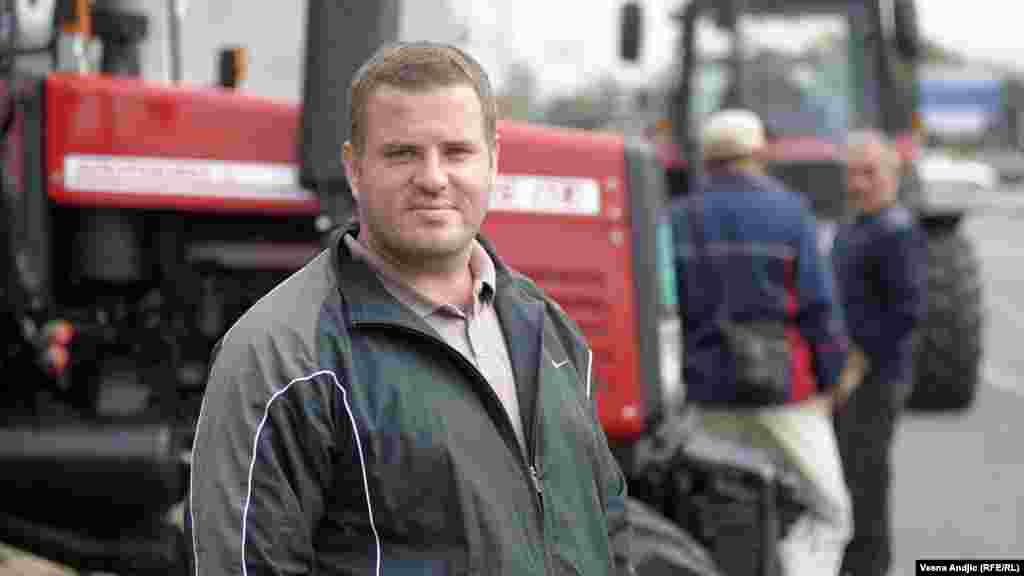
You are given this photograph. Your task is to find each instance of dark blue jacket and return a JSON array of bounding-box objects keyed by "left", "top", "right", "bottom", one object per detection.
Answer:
[
  {"left": 832, "top": 204, "right": 927, "bottom": 390},
  {"left": 667, "top": 170, "right": 849, "bottom": 406}
]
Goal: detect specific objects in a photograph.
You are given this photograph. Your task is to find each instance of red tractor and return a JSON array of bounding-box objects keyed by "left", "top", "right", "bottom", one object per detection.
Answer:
[{"left": 0, "top": 1, "right": 981, "bottom": 575}]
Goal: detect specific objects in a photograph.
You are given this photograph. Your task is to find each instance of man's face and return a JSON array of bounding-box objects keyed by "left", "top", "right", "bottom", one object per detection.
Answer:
[
  {"left": 846, "top": 141, "right": 897, "bottom": 212},
  {"left": 343, "top": 83, "right": 497, "bottom": 267}
]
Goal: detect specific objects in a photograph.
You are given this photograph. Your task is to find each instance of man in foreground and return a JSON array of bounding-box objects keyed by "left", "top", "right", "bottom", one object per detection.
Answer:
[{"left": 188, "top": 42, "right": 632, "bottom": 575}]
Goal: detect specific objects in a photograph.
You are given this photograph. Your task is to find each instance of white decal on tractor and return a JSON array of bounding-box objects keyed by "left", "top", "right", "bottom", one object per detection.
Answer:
[
  {"left": 492, "top": 174, "right": 602, "bottom": 216},
  {"left": 63, "top": 155, "right": 315, "bottom": 201}
]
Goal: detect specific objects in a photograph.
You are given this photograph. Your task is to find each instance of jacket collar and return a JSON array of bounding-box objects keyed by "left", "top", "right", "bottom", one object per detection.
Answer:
[
  {"left": 329, "top": 222, "right": 545, "bottom": 337},
  {"left": 330, "top": 221, "right": 552, "bottom": 453},
  {"left": 701, "top": 168, "right": 780, "bottom": 195},
  {"left": 329, "top": 225, "right": 432, "bottom": 335}
]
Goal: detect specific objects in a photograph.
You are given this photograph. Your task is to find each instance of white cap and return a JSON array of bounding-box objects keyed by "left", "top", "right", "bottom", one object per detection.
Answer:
[{"left": 701, "top": 109, "right": 766, "bottom": 161}]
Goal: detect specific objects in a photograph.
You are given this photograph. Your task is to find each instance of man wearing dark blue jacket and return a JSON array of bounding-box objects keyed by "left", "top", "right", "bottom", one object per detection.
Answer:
[
  {"left": 668, "top": 109, "right": 853, "bottom": 576},
  {"left": 832, "top": 130, "right": 927, "bottom": 576}
]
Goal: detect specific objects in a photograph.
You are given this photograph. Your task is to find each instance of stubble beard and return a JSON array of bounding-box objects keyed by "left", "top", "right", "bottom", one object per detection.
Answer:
[{"left": 370, "top": 215, "right": 478, "bottom": 272}]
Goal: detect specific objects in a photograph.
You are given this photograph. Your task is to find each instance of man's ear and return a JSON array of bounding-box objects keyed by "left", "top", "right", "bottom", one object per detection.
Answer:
[
  {"left": 490, "top": 137, "right": 500, "bottom": 180},
  {"left": 342, "top": 141, "right": 359, "bottom": 200}
]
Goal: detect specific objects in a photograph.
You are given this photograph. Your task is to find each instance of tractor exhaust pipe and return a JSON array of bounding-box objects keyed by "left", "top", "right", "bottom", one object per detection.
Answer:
[
  {"left": 298, "top": 0, "right": 401, "bottom": 231},
  {"left": 167, "top": 0, "right": 185, "bottom": 83}
]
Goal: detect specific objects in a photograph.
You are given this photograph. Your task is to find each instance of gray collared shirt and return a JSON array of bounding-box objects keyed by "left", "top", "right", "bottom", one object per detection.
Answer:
[{"left": 345, "top": 234, "right": 527, "bottom": 454}]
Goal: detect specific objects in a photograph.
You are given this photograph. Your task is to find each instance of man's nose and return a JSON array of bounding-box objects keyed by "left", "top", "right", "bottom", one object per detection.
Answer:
[
  {"left": 412, "top": 151, "right": 449, "bottom": 192},
  {"left": 848, "top": 174, "right": 868, "bottom": 191}
]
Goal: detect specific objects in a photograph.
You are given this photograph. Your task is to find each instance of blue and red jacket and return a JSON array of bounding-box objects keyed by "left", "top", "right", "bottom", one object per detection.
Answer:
[{"left": 667, "top": 170, "right": 849, "bottom": 406}]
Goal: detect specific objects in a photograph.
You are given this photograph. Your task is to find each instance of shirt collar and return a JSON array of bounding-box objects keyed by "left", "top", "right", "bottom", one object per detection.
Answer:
[
  {"left": 344, "top": 234, "right": 495, "bottom": 319},
  {"left": 468, "top": 238, "right": 496, "bottom": 304}
]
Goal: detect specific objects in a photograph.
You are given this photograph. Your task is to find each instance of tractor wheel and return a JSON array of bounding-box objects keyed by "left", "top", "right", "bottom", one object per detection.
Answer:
[
  {"left": 627, "top": 497, "right": 724, "bottom": 576},
  {"left": 908, "top": 228, "right": 984, "bottom": 412}
]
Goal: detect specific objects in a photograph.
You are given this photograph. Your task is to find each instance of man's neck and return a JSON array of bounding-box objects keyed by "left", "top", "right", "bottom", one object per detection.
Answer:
[
  {"left": 358, "top": 233, "right": 476, "bottom": 309},
  {"left": 706, "top": 157, "right": 765, "bottom": 177},
  {"left": 733, "top": 157, "right": 765, "bottom": 176},
  {"left": 858, "top": 195, "right": 896, "bottom": 216},
  {"left": 406, "top": 263, "right": 475, "bottom": 311}
]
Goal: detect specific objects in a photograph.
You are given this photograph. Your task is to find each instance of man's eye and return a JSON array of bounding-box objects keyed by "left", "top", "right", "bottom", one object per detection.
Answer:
[
  {"left": 385, "top": 149, "right": 416, "bottom": 160},
  {"left": 447, "top": 147, "right": 474, "bottom": 159}
]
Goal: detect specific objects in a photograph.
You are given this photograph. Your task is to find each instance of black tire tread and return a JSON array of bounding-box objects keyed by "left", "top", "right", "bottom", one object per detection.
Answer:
[
  {"left": 627, "top": 497, "right": 724, "bottom": 576},
  {"left": 908, "top": 230, "right": 984, "bottom": 412}
]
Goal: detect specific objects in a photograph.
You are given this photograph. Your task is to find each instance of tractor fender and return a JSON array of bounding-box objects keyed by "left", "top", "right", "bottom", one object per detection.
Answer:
[{"left": 916, "top": 208, "right": 965, "bottom": 236}]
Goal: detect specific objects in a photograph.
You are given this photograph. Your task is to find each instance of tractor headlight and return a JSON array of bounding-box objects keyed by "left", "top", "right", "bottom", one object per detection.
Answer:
[
  {"left": 658, "top": 314, "right": 684, "bottom": 410},
  {"left": 656, "top": 221, "right": 685, "bottom": 411}
]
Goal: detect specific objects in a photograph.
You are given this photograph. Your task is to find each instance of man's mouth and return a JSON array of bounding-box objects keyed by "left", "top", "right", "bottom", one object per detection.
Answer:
[{"left": 410, "top": 205, "right": 456, "bottom": 212}]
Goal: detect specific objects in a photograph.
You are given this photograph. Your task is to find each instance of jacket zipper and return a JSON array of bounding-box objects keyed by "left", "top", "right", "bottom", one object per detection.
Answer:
[
  {"left": 527, "top": 356, "right": 552, "bottom": 575},
  {"left": 356, "top": 322, "right": 549, "bottom": 546}
]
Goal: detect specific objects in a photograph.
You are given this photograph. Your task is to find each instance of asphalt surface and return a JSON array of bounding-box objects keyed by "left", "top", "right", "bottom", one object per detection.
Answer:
[{"left": 890, "top": 184, "right": 1024, "bottom": 574}]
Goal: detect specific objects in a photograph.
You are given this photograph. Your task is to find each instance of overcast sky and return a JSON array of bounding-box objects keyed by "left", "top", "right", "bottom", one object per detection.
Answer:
[
  {"left": 918, "top": 0, "right": 1023, "bottom": 69},
  {"left": 450, "top": 0, "right": 1024, "bottom": 99},
  {"left": 169, "top": 1, "right": 1024, "bottom": 104}
]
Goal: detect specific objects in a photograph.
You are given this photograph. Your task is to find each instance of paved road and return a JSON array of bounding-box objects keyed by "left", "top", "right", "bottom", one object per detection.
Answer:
[{"left": 890, "top": 185, "right": 1024, "bottom": 574}]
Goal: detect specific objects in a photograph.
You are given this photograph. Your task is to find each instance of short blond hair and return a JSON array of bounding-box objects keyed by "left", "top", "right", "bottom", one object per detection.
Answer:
[{"left": 347, "top": 42, "right": 497, "bottom": 155}]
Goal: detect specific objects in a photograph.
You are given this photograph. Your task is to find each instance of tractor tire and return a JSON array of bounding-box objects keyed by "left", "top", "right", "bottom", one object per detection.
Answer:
[
  {"left": 627, "top": 497, "right": 724, "bottom": 576},
  {"left": 907, "top": 228, "right": 984, "bottom": 412}
]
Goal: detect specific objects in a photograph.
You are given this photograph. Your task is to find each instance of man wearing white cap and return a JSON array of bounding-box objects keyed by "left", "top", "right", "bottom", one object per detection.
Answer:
[{"left": 666, "top": 109, "right": 857, "bottom": 575}]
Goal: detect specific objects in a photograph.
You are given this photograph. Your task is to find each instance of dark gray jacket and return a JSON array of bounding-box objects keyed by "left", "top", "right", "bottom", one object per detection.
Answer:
[{"left": 188, "top": 226, "right": 631, "bottom": 575}]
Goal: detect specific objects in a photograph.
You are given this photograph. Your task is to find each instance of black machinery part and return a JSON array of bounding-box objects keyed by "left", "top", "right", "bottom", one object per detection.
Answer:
[{"left": 908, "top": 227, "right": 984, "bottom": 412}]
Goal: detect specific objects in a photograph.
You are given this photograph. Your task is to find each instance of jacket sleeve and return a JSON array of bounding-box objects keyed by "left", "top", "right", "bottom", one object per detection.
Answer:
[
  {"left": 189, "top": 335, "right": 339, "bottom": 576},
  {"left": 794, "top": 204, "right": 850, "bottom": 392},
  {"left": 603, "top": 433, "right": 634, "bottom": 575},
  {"left": 857, "top": 222, "right": 928, "bottom": 349},
  {"left": 540, "top": 294, "right": 634, "bottom": 575},
  {"left": 584, "top": 347, "right": 634, "bottom": 575},
  {"left": 882, "top": 223, "right": 928, "bottom": 340}
]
